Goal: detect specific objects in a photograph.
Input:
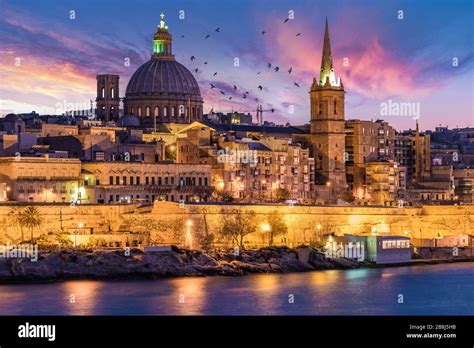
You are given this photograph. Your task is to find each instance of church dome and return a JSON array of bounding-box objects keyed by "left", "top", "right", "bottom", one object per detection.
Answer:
[
  {"left": 123, "top": 12, "right": 203, "bottom": 127},
  {"left": 125, "top": 59, "right": 201, "bottom": 98},
  {"left": 117, "top": 114, "right": 140, "bottom": 128}
]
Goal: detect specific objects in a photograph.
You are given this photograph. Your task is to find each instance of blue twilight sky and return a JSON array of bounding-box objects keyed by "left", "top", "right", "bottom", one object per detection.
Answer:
[{"left": 0, "top": 0, "right": 473, "bottom": 130}]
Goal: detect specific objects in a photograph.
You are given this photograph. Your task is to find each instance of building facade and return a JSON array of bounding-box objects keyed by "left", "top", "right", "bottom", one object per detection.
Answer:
[
  {"left": 0, "top": 156, "right": 81, "bottom": 203},
  {"left": 81, "top": 161, "right": 213, "bottom": 204}
]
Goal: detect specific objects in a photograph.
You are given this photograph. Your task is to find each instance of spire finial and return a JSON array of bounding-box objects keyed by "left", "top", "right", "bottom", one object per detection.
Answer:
[
  {"left": 159, "top": 12, "right": 167, "bottom": 30},
  {"left": 319, "top": 17, "right": 338, "bottom": 87}
]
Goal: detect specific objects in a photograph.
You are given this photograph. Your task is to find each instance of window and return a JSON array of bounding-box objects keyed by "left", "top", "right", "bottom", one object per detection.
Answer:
[
  {"left": 154, "top": 106, "right": 159, "bottom": 117},
  {"left": 136, "top": 177, "right": 140, "bottom": 185},
  {"left": 111, "top": 87, "right": 115, "bottom": 98},
  {"left": 101, "top": 87, "right": 105, "bottom": 98},
  {"left": 115, "top": 176, "right": 120, "bottom": 185},
  {"left": 334, "top": 100, "right": 337, "bottom": 114},
  {"left": 138, "top": 107, "right": 142, "bottom": 116},
  {"left": 163, "top": 106, "right": 168, "bottom": 117},
  {"left": 109, "top": 176, "right": 113, "bottom": 185},
  {"left": 123, "top": 176, "right": 127, "bottom": 185},
  {"left": 130, "top": 176, "right": 134, "bottom": 185},
  {"left": 146, "top": 106, "right": 151, "bottom": 117},
  {"left": 146, "top": 177, "right": 149, "bottom": 185}
]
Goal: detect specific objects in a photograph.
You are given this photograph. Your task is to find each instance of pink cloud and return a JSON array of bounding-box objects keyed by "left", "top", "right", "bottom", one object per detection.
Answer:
[{"left": 264, "top": 17, "right": 439, "bottom": 101}]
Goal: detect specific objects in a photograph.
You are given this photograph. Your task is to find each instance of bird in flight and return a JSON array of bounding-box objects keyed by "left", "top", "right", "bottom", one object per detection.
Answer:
[
  {"left": 228, "top": 97, "right": 232, "bottom": 100},
  {"left": 261, "top": 30, "right": 266, "bottom": 35},
  {"left": 215, "top": 27, "right": 221, "bottom": 32},
  {"left": 190, "top": 56, "right": 195, "bottom": 61},
  {"left": 257, "top": 71, "right": 261, "bottom": 75},
  {"left": 294, "top": 82, "right": 300, "bottom": 87},
  {"left": 258, "top": 85, "right": 263, "bottom": 91},
  {"left": 284, "top": 18, "right": 290, "bottom": 23},
  {"left": 204, "top": 61, "right": 208, "bottom": 65},
  {"left": 205, "top": 34, "right": 210, "bottom": 39},
  {"left": 267, "top": 63, "right": 272, "bottom": 68},
  {"left": 288, "top": 67, "right": 293, "bottom": 74},
  {"left": 274, "top": 66, "right": 279, "bottom": 72},
  {"left": 296, "top": 33, "right": 301, "bottom": 37},
  {"left": 233, "top": 85, "right": 237, "bottom": 90},
  {"left": 194, "top": 68, "right": 199, "bottom": 73},
  {"left": 220, "top": 91, "right": 225, "bottom": 95},
  {"left": 210, "top": 84, "right": 216, "bottom": 89},
  {"left": 242, "top": 94, "right": 247, "bottom": 99},
  {"left": 213, "top": 72, "right": 218, "bottom": 76}
]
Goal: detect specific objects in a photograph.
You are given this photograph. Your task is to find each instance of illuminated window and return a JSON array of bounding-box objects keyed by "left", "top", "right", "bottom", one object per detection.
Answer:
[
  {"left": 146, "top": 106, "right": 150, "bottom": 117},
  {"left": 101, "top": 88, "right": 105, "bottom": 98},
  {"left": 163, "top": 106, "right": 168, "bottom": 117},
  {"left": 154, "top": 106, "right": 159, "bottom": 117},
  {"left": 138, "top": 107, "right": 142, "bottom": 116},
  {"left": 111, "top": 88, "right": 115, "bottom": 98}
]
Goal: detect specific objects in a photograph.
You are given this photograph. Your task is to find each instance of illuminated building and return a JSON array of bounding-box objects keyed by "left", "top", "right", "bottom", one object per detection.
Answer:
[
  {"left": 308, "top": 18, "right": 346, "bottom": 191},
  {"left": 122, "top": 13, "right": 203, "bottom": 127},
  {"left": 80, "top": 161, "right": 213, "bottom": 204},
  {"left": 0, "top": 157, "right": 81, "bottom": 203}
]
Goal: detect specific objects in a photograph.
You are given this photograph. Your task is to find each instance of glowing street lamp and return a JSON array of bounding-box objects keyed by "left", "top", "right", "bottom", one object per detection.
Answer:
[
  {"left": 371, "top": 226, "right": 377, "bottom": 236},
  {"left": 185, "top": 219, "right": 193, "bottom": 249},
  {"left": 261, "top": 223, "right": 271, "bottom": 232}
]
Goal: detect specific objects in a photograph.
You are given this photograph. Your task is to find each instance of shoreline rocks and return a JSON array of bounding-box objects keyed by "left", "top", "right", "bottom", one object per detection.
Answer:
[{"left": 0, "top": 246, "right": 472, "bottom": 283}]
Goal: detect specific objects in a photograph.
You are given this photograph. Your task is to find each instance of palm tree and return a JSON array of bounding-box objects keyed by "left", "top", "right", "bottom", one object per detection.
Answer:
[{"left": 18, "top": 207, "right": 43, "bottom": 242}]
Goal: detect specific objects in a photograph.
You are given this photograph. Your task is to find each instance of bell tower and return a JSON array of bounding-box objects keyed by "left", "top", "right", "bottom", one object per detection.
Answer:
[
  {"left": 309, "top": 18, "right": 346, "bottom": 190},
  {"left": 96, "top": 74, "right": 120, "bottom": 122}
]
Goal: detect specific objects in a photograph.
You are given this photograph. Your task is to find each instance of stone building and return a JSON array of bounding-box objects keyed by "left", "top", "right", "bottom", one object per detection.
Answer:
[
  {"left": 80, "top": 161, "right": 213, "bottom": 204},
  {"left": 308, "top": 19, "right": 346, "bottom": 190},
  {"left": 364, "top": 160, "right": 405, "bottom": 206},
  {"left": 212, "top": 136, "right": 315, "bottom": 202},
  {"left": 123, "top": 13, "right": 203, "bottom": 127},
  {"left": 96, "top": 74, "right": 120, "bottom": 122},
  {"left": 0, "top": 156, "right": 81, "bottom": 203},
  {"left": 345, "top": 119, "right": 397, "bottom": 198}
]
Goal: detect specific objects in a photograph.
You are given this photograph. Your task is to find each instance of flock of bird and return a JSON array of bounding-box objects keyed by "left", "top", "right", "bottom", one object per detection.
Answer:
[{"left": 180, "top": 15, "right": 303, "bottom": 109}]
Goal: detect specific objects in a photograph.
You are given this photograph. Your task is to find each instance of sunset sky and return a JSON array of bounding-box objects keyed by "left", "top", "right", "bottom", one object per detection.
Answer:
[{"left": 0, "top": 0, "right": 472, "bottom": 130}]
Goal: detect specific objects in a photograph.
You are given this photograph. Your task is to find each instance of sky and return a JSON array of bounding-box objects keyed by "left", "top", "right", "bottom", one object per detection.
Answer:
[{"left": 0, "top": 0, "right": 473, "bottom": 131}]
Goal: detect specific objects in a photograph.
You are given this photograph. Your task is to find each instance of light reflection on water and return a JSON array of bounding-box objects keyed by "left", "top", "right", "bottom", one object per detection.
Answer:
[{"left": 0, "top": 262, "right": 472, "bottom": 315}]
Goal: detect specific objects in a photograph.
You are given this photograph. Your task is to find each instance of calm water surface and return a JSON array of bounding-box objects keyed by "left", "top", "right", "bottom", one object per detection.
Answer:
[{"left": 0, "top": 262, "right": 472, "bottom": 315}]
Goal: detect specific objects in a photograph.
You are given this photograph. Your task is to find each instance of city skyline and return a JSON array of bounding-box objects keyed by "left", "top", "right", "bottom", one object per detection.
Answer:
[{"left": 0, "top": 0, "right": 473, "bottom": 131}]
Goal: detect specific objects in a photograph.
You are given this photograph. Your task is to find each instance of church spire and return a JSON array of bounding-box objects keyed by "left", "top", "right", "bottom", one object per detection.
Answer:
[{"left": 319, "top": 18, "right": 339, "bottom": 87}]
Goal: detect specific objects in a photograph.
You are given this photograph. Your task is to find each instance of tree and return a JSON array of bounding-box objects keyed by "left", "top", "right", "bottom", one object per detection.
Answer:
[
  {"left": 18, "top": 207, "right": 43, "bottom": 242},
  {"left": 275, "top": 188, "right": 290, "bottom": 202},
  {"left": 340, "top": 190, "right": 355, "bottom": 203},
  {"left": 312, "top": 218, "right": 336, "bottom": 244},
  {"left": 8, "top": 209, "right": 25, "bottom": 242},
  {"left": 266, "top": 210, "right": 288, "bottom": 246},
  {"left": 220, "top": 209, "right": 257, "bottom": 249}
]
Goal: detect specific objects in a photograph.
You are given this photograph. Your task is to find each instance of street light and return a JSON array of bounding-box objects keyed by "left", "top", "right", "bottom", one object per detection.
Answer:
[
  {"left": 185, "top": 220, "right": 193, "bottom": 249},
  {"left": 371, "top": 226, "right": 377, "bottom": 236},
  {"left": 75, "top": 222, "right": 84, "bottom": 248}
]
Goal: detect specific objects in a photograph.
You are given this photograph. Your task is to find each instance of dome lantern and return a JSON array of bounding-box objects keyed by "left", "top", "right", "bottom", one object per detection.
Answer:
[{"left": 153, "top": 12, "right": 173, "bottom": 59}]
